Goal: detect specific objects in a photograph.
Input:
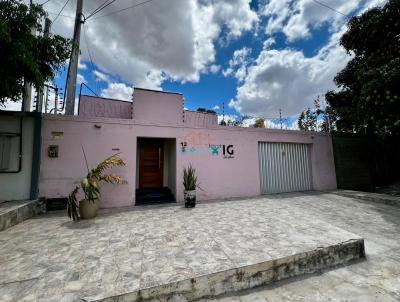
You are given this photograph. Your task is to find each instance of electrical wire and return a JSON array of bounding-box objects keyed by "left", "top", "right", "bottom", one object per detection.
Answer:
[
  {"left": 40, "top": 0, "right": 52, "bottom": 5},
  {"left": 86, "top": 0, "right": 118, "bottom": 20},
  {"left": 83, "top": 24, "right": 100, "bottom": 96},
  {"left": 47, "top": 11, "right": 75, "bottom": 19},
  {"left": 86, "top": 0, "right": 112, "bottom": 18},
  {"left": 88, "top": 0, "right": 157, "bottom": 21},
  {"left": 52, "top": 0, "right": 71, "bottom": 24},
  {"left": 310, "top": 0, "right": 350, "bottom": 19}
]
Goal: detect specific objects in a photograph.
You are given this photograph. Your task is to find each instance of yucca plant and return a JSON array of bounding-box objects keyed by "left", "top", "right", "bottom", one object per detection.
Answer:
[
  {"left": 183, "top": 165, "right": 201, "bottom": 208},
  {"left": 67, "top": 152, "right": 127, "bottom": 221},
  {"left": 183, "top": 165, "right": 198, "bottom": 191}
]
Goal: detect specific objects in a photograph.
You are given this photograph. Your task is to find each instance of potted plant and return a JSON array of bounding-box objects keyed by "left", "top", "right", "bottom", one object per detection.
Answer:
[
  {"left": 67, "top": 152, "right": 127, "bottom": 221},
  {"left": 183, "top": 165, "right": 200, "bottom": 208}
]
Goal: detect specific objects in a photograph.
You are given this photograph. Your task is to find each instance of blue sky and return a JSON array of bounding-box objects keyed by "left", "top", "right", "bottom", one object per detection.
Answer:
[{"left": 6, "top": 0, "right": 386, "bottom": 127}]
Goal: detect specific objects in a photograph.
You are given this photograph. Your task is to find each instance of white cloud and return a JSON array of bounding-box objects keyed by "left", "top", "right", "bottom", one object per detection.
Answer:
[
  {"left": 229, "top": 26, "right": 350, "bottom": 117},
  {"left": 217, "top": 114, "right": 238, "bottom": 124},
  {"left": 93, "top": 70, "right": 111, "bottom": 83},
  {"left": 229, "top": 0, "right": 387, "bottom": 118},
  {"left": 101, "top": 83, "right": 133, "bottom": 101},
  {"left": 209, "top": 0, "right": 258, "bottom": 39},
  {"left": 1, "top": 101, "right": 22, "bottom": 111},
  {"left": 262, "top": 37, "right": 276, "bottom": 49},
  {"left": 261, "top": 0, "right": 386, "bottom": 42},
  {"left": 78, "top": 59, "right": 87, "bottom": 70},
  {"left": 212, "top": 105, "right": 220, "bottom": 110},
  {"left": 43, "top": 0, "right": 257, "bottom": 89},
  {"left": 77, "top": 73, "right": 86, "bottom": 84},
  {"left": 222, "top": 67, "right": 233, "bottom": 77},
  {"left": 209, "top": 64, "right": 221, "bottom": 74},
  {"left": 222, "top": 47, "right": 252, "bottom": 81}
]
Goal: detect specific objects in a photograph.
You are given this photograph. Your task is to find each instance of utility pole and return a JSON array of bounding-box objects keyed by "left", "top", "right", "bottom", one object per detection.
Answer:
[
  {"left": 54, "top": 87, "right": 59, "bottom": 115},
  {"left": 23, "top": 0, "right": 34, "bottom": 112},
  {"left": 35, "top": 18, "right": 52, "bottom": 113},
  {"left": 279, "top": 109, "right": 282, "bottom": 129},
  {"left": 44, "top": 86, "right": 49, "bottom": 113},
  {"left": 324, "top": 99, "right": 332, "bottom": 133},
  {"left": 23, "top": 77, "right": 32, "bottom": 112},
  {"left": 65, "top": 0, "right": 84, "bottom": 115}
]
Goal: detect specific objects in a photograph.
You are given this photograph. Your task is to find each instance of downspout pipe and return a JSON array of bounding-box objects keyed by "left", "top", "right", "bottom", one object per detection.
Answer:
[{"left": 30, "top": 115, "right": 42, "bottom": 200}]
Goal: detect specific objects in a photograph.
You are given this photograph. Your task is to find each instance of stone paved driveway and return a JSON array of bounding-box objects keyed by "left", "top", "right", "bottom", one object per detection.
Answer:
[
  {"left": 204, "top": 193, "right": 400, "bottom": 301},
  {"left": 0, "top": 192, "right": 364, "bottom": 302}
]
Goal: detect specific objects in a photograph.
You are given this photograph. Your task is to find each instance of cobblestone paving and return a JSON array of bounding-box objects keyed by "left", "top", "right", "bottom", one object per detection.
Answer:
[
  {"left": 0, "top": 193, "right": 362, "bottom": 302},
  {"left": 204, "top": 192, "right": 400, "bottom": 302}
]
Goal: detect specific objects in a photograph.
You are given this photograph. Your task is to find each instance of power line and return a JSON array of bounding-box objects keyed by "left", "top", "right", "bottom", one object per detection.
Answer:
[
  {"left": 83, "top": 24, "right": 100, "bottom": 96},
  {"left": 86, "top": 0, "right": 118, "bottom": 20},
  {"left": 310, "top": 0, "right": 350, "bottom": 19},
  {"left": 80, "top": 82, "right": 99, "bottom": 97},
  {"left": 52, "top": 0, "right": 71, "bottom": 24},
  {"left": 87, "top": 0, "right": 113, "bottom": 18},
  {"left": 89, "top": 0, "right": 158, "bottom": 21},
  {"left": 47, "top": 11, "right": 75, "bottom": 19},
  {"left": 40, "top": 0, "right": 52, "bottom": 5}
]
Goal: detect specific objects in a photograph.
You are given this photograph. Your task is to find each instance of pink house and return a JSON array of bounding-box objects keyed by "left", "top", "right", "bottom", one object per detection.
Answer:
[{"left": 39, "top": 88, "right": 337, "bottom": 208}]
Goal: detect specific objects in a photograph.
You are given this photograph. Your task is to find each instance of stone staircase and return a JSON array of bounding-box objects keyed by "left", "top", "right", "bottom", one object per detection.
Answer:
[{"left": 135, "top": 187, "right": 175, "bottom": 206}]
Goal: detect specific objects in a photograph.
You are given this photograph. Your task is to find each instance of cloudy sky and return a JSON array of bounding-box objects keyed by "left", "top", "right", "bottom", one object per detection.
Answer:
[{"left": 6, "top": 0, "right": 387, "bottom": 122}]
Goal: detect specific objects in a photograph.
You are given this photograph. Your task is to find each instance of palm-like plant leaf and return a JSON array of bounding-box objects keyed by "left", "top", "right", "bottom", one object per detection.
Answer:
[
  {"left": 67, "top": 186, "right": 80, "bottom": 221},
  {"left": 98, "top": 173, "right": 128, "bottom": 184},
  {"left": 66, "top": 153, "right": 127, "bottom": 221},
  {"left": 90, "top": 153, "right": 126, "bottom": 181}
]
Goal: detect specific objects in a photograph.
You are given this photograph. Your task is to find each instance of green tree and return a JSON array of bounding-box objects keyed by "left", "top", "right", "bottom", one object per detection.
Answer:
[
  {"left": 326, "top": 0, "right": 400, "bottom": 135},
  {"left": 196, "top": 107, "right": 216, "bottom": 114},
  {"left": 298, "top": 108, "right": 317, "bottom": 131},
  {"left": 298, "top": 98, "right": 335, "bottom": 132},
  {"left": 231, "top": 115, "right": 251, "bottom": 127},
  {"left": 0, "top": 0, "right": 71, "bottom": 105},
  {"left": 253, "top": 118, "right": 265, "bottom": 128}
]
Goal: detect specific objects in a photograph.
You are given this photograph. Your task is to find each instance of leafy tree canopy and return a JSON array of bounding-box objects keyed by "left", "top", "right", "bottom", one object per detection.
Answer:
[
  {"left": 326, "top": 0, "right": 400, "bottom": 135},
  {"left": 0, "top": 0, "right": 71, "bottom": 105},
  {"left": 298, "top": 98, "right": 335, "bottom": 132},
  {"left": 196, "top": 107, "right": 216, "bottom": 114},
  {"left": 253, "top": 118, "right": 265, "bottom": 128}
]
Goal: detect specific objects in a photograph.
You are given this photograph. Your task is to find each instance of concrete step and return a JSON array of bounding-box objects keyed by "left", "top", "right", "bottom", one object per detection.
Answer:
[
  {"left": 136, "top": 187, "right": 175, "bottom": 205},
  {"left": 0, "top": 199, "right": 43, "bottom": 232},
  {"left": 331, "top": 190, "right": 400, "bottom": 207},
  {"left": 96, "top": 238, "right": 365, "bottom": 302}
]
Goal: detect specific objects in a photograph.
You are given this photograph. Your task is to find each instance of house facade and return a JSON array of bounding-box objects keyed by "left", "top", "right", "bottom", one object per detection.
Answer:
[{"left": 39, "top": 88, "right": 337, "bottom": 208}]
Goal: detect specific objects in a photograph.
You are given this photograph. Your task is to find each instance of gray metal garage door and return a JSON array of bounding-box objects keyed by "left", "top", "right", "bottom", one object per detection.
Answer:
[{"left": 258, "top": 142, "right": 312, "bottom": 194}]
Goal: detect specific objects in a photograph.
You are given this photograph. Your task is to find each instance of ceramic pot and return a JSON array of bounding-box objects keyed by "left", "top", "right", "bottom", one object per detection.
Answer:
[
  {"left": 79, "top": 199, "right": 99, "bottom": 219},
  {"left": 184, "top": 190, "right": 196, "bottom": 208}
]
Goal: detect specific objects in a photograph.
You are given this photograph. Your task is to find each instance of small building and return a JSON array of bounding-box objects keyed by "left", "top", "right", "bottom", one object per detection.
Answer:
[{"left": 39, "top": 88, "right": 337, "bottom": 208}]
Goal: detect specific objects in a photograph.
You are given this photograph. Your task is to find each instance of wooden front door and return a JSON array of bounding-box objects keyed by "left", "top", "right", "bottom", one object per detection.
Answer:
[{"left": 139, "top": 139, "right": 164, "bottom": 188}]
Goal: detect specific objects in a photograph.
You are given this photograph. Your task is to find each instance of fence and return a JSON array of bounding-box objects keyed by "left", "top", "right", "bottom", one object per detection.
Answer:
[{"left": 331, "top": 132, "right": 400, "bottom": 190}]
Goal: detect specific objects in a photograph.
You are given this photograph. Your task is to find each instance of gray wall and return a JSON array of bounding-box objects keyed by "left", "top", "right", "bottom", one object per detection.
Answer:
[
  {"left": 0, "top": 115, "right": 36, "bottom": 201},
  {"left": 165, "top": 139, "right": 176, "bottom": 197}
]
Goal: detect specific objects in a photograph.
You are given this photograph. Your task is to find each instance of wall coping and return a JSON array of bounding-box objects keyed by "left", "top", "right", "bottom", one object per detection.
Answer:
[{"left": 42, "top": 114, "right": 331, "bottom": 137}]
